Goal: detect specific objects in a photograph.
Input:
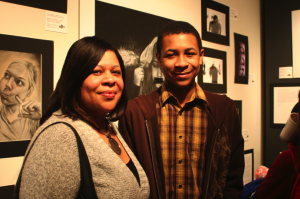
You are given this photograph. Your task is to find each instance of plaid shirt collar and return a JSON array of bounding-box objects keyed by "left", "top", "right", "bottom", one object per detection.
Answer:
[{"left": 160, "top": 83, "right": 208, "bottom": 108}]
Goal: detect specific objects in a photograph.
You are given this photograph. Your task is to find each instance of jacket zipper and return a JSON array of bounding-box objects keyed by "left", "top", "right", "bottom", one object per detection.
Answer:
[
  {"left": 203, "top": 128, "right": 220, "bottom": 199},
  {"left": 145, "top": 120, "right": 161, "bottom": 199}
]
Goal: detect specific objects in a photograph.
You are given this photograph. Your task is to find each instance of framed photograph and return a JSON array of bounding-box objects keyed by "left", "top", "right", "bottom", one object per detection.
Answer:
[
  {"left": 198, "top": 47, "right": 227, "bottom": 93},
  {"left": 95, "top": 1, "right": 173, "bottom": 101},
  {"left": 270, "top": 83, "right": 300, "bottom": 128},
  {"left": 234, "top": 100, "right": 242, "bottom": 129},
  {"left": 0, "top": 33, "right": 53, "bottom": 155},
  {"left": 201, "top": 0, "right": 230, "bottom": 45},
  {"left": 1, "top": 0, "right": 67, "bottom": 13},
  {"left": 234, "top": 33, "right": 249, "bottom": 84},
  {"left": 244, "top": 149, "right": 254, "bottom": 185}
]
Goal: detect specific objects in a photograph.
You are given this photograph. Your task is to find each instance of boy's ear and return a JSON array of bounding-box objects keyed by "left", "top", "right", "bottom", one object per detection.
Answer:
[{"left": 199, "top": 48, "right": 204, "bottom": 64}]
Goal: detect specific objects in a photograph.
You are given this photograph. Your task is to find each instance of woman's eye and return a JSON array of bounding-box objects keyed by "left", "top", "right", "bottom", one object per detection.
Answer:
[
  {"left": 4, "top": 72, "right": 10, "bottom": 79},
  {"left": 16, "top": 80, "right": 24, "bottom": 86},
  {"left": 112, "top": 70, "right": 121, "bottom": 75},
  {"left": 93, "top": 70, "right": 102, "bottom": 74}
]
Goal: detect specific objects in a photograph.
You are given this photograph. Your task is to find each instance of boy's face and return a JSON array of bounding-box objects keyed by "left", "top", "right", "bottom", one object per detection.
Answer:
[{"left": 156, "top": 33, "right": 204, "bottom": 89}]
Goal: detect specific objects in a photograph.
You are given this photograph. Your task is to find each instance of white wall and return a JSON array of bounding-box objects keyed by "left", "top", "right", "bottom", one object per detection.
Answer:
[
  {"left": 0, "top": 0, "right": 261, "bottom": 188},
  {"left": 0, "top": 0, "right": 79, "bottom": 187}
]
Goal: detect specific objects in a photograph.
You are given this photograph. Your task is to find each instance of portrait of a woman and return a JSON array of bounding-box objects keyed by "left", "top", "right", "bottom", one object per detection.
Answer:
[{"left": 0, "top": 59, "right": 41, "bottom": 141}]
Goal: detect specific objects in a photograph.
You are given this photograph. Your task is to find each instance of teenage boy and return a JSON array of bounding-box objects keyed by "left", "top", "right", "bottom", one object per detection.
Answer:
[{"left": 119, "top": 21, "right": 244, "bottom": 199}]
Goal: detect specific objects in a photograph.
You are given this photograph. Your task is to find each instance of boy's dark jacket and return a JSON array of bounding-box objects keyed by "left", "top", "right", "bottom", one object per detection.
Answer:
[{"left": 119, "top": 87, "right": 244, "bottom": 199}]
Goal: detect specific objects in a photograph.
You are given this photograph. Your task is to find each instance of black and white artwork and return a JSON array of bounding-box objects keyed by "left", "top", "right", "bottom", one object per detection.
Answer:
[
  {"left": 0, "top": 50, "right": 42, "bottom": 142},
  {"left": 95, "top": 1, "right": 173, "bottom": 100},
  {"left": 202, "top": 56, "right": 223, "bottom": 84},
  {"left": 207, "top": 8, "right": 226, "bottom": 36},
  {"left": 201, "top": 0, "right": 230, "bottom": 45},
  {"left": 198, "top": 47, "right": 227, "bottom": 93}
]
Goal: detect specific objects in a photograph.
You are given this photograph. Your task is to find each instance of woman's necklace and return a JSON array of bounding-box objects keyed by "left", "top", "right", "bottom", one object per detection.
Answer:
[{"left": 89, "top": 121, "right": 121, "bottom": 155}]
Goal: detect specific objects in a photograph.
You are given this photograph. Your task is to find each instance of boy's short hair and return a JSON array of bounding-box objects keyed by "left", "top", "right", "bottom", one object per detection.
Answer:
[{"left": 156, "top": 21, "right": 202, "bottom": 55}]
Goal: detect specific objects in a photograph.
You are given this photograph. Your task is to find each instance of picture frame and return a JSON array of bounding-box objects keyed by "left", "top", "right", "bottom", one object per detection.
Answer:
[
  {"left": 201, "top": 0, "right": 230, "bottom": 45},
  {"left": 244, "top": 149, "right": 254, "bottom": 185},
  {"left": 1, "top": 0, "right": 67, "bottom": 13},
  {"left": 95, "top": 1, "right": 173, "bottom": 101},
  {"left": 234, "top": 100, "right": 242, "bottom": 129},
  {"left": 0, "top": 33, "right": 53, "bottom": 157},
  {"left": 270, "top": 83, "right": 300, "bottom": 128},
  {"left": 198, "top": 47, "right": 227, "bottom": 93},
  {"left": 234, "top": 33, "right": 249, "bottom": 84}
]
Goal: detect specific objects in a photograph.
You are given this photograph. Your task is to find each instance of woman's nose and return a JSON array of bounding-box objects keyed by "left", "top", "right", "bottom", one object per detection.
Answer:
[
  {"left": 5, "top": 77, "right": 13, "bottom": 90},
  {"left": 102, "top": 72, "right": 115, "bottom": 86}
]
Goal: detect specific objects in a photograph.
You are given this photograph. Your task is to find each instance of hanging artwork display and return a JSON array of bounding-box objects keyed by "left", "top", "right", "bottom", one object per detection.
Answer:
[
  {"left": 201, "top": 0, "right": 230, "bottom": 45},
  {"left": 234, "top": 33, "right": 249, "bottom": 84},
  {"left": 1, "top": 0, "right": 67, "bottom": 13},
  {"left": 0, "top": 34, "right": 53, "bottom": 154},
  {"left": 95, "top": 1, "right": 173, "bottom": 100},
  {"left": 198, "top": 47, "right": 227, "bottom": 93},
  {"left": 234, "top": 100, "right": 242, "bottom": 129}
]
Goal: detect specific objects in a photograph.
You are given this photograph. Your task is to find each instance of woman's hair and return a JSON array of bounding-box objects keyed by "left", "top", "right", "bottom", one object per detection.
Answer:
[
  {"left": 40, "top": 36, "right": 127, "bottom": 124},
  {"left": 8, "top": 60, "right": 37, "bottom": 93}
]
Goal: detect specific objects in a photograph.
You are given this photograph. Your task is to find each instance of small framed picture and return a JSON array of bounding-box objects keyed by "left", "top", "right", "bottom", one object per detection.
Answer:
[
  {"left": 270, "top": 83, "right": 300, "bottom": 128},
  {"left": 198, "top": 47, "right": 227, "bottom": 93},
  {"left": 234, "top": 100, "right": 242, "bottom": 129},
  {"left": 234, "top": 33, "right": 249, "bottom": 84},
  {"left": 201, "top": 0, "right": 230, "bottom": 45}
]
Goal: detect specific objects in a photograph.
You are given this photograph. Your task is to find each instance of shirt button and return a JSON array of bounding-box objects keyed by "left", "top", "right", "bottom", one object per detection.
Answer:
[
  {"left": 179, "top": 160, "right": 182, "bottom": 164},
  {"left": 179, "top": 135, "right": 182, "bottom": 139},
  {"left": 178, "top": 112, "right": 182, "bottom": 116},
  {"left": 179, "top": 185, "right": 182, "bottom": 189}
]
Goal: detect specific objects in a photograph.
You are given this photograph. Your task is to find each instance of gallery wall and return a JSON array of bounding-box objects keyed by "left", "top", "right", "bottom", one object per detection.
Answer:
[
  {"left": 262, "top": 0, "right": 300, "bottom": 167},
  {"left": 81, "top": 0, "right": 261, "bottom": 173},
  {"left": 0, "top": 0, "right": 261, "bottom": 197},
  {"left": 0, "top": 0, "right": 79, "bottom": 197}
]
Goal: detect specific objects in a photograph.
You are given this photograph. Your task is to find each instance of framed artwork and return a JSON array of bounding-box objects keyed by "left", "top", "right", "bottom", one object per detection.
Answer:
[
  {"left": 244, "top": 149, "right": 254, "bottom": 185},
  {"left": 234, "top": 33, "right": 249, "bottom": 84},
  {"left": 234, "top": 100, "right": 242, "bottom": 129},
  {"left": 0, "top": 33, "right": 53, "bottom": 152},
  {"left": 1, "top": 0, "right": 67, "bottom": 13},
  {"left": 201, "top": 0, "right": 230, "bottom": 45},
  {"left": 198, "top": 47, "right": 227, "bottom": 93},
  {"left": 95, "top": 1, "right": 173, "bottom": 100},
  {"left": 270, "top": 83, "right": 300, "bottom": 128}
]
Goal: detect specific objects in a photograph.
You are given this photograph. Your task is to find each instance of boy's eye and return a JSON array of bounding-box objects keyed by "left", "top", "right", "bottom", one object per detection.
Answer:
[{"left": 165, "top": 53, "right": 175, "bottom": 58}]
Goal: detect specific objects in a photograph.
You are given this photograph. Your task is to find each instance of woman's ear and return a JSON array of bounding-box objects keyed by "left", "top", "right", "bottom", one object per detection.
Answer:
[{"left": 26, "top": 87, "right": 33, "bottom": 97}]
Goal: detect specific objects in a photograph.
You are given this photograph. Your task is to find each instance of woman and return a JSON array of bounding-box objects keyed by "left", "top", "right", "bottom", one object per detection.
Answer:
[
  {"left": 17, "top": 36, "right": 150, "bottom": 198},
  {"left": 0, "top": 60, "right": 41, "bottom": 141}
]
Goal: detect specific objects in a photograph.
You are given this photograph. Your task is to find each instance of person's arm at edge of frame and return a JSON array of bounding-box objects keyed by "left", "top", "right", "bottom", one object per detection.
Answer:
[{"left": 223, "top": 102, "right": 245, "bottom": 199}]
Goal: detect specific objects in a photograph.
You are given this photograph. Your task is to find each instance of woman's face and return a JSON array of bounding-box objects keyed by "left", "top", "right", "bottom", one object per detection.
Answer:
[
  {"left": 0, "top": 63, "right": 31, "bottom": 106},
  {"left": 79, "top": 50, "right": 124, "bottom": 118}
]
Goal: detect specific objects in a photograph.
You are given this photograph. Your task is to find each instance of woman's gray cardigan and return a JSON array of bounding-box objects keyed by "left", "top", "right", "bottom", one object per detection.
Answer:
[{"left": 19, "top": 110, "right": 150, "bottom": 199}]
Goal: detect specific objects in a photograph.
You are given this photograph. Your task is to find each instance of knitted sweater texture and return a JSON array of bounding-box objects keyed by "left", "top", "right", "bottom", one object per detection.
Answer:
[{"left": 19, "top": 110, "right": 150, "bottom": 199}]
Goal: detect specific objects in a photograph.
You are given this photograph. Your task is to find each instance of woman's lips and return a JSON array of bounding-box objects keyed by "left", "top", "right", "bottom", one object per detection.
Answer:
[
  {"left": 100, "top": 91, "right": 116, "bottom": 98},
  {"left": 1, "top": 93, "right": 8, "bottom": 98}
]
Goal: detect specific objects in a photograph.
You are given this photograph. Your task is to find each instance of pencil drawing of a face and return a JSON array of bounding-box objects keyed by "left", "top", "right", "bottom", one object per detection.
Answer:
[{"left": 0, "top": 61, "right": 34, "bottom": 106}]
